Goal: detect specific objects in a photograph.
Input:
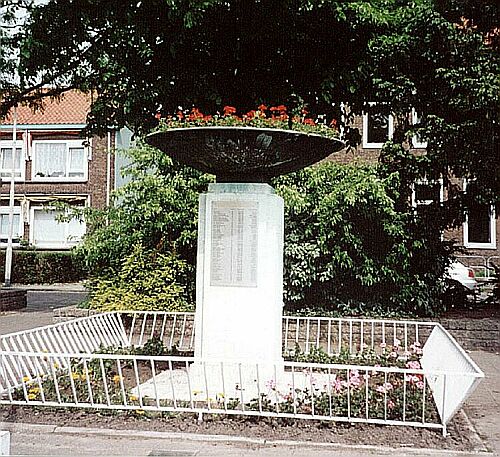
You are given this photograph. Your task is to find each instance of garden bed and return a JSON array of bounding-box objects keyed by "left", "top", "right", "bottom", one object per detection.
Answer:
[
  {"left": 0, "top": 312, "right": 484, "bottom": 437},
  {"left": 0, "top": 405, "right": 485, "bottom": 452}
]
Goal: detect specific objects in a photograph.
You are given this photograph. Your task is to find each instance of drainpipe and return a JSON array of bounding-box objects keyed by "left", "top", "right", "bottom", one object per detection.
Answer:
[
  {"left": 4, "top": 106, "right": 17, "bottom": 287},
  {"left": 106, "top": 131, "right": 111, "bottom": 207}
]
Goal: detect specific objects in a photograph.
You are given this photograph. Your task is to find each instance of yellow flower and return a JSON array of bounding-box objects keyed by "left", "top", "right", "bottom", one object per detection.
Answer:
[
  {"left": 129, "top": 395, "right": 138, "bottom": 401},
  {"left": 192, "top": 390, "right": 202, "bottom": 396},
  {"left": 217, "top": 392, "right": 225, "bottom": 398},
  {"left": 29, "top": 387, "right": 40, "bottom": 394},
  {"left": 135, "top": 409, "right": 145, "bottom": 415},
  {"left": 71, "top": 372, "right": 80, "bottom": 381},
  {"left": 112, "top": 375, "right": 122, "bottom": 384},
  {"left": 27, "top": 393, "right": 36, "bottom": 400},
  {"left": 22, "top": 376, "right": 30, "bottom": 383},
  {"left": 53, "top": 363, "right": 59, "bottom": 369},
  {"left": 80, "top": 374, "right": 87, "bottom": 381}
]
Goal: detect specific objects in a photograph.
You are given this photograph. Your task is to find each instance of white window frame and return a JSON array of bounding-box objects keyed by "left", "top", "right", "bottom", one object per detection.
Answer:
[
  {"left": 0, "top": 140, "right": 25, "bottom": 181},
  {"left": 31, "top": 139, "right": 88, "bottom": 182},
  {"left": 411, "top": 179, "right": 444, "bottom": 208},
  {"left": 362, "top": 104, "right": 394, "bottom": 149},
  {"left": 0, "top": 206, "right": 23, "bottom": 246},
  {"left": 29, "top": 206, "right": 86, "bottom": 249},
  {"left": 463, "top": 181, "right": 497, "bottom": 249},
  {"left": 411, "top": 109, "right": 427, "bottom": 149}
]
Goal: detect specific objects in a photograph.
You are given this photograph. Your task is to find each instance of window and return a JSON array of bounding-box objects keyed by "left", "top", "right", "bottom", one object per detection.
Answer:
[
  {"left": 32, "top": 140, "right": 87, "bottom": 181},
  {"left": 0, "top": 207, "right": 23, "bottom": 244},
  {"left": 411, "top": 109, "right": 427, "bottom": 149},
  {"left": 463, "top": 182, "right": 496, "bottom": 249},
  {"left": 362, "top": 106, "right": 394, "bottom": 148},
  {"left": 412, "top": 180, "right": 444, "bottom": 230},
  {"left": 30, "top": 208, "right": 86, "bottom": 248},
  {"left": 0, "top": 140, "right": 24, "bottom": 179},
  {"left": 412, "top": 181, "right": 443, "bottom": 207}
]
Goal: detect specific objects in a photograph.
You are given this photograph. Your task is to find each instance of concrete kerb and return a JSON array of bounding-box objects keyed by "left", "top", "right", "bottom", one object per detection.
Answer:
[
  {"left": 0, "top": 430, "right": 9, "bottom": 456},
  {"left": 13, "top": 283, "right": 86, "bottom": 293},
  {"left": 0, "top": 421, "right": 492, "bottom": 456}
]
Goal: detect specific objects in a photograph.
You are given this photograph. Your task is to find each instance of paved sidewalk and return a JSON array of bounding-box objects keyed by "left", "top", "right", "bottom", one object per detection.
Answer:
[{"left": 0, "top": 289, "right": 87, "bottom": 335}]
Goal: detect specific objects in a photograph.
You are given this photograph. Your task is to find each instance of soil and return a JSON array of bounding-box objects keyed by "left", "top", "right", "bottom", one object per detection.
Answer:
[{"left": 0, "top": 404, "right": 485, "bottom": 452}]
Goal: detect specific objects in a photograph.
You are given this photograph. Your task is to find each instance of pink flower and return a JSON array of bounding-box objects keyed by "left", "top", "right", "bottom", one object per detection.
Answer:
[
  {"left": 406, "top": 360, "right": 421, "bottom": 370},
  {"left": 387, "top": 400, "right": 395, "bottom": 409},
  {"left": 416, "top": 381, "right": 425, "bottom": 389},
  {"left": 331, "top": 377, "right": 343, "bottom": 393},
  {"left": 266, "top": 379, "right": 276, "bottom": 390},
  {"left": 380, "top": 342, "right": 387, "bottom": 349},
  {"left": 389, "top": 351, "right": 398, "bottom": 358}
]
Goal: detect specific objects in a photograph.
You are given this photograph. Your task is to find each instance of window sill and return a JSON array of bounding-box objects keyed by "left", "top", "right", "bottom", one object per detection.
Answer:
[
  {"left": 464, "top": 243, "right": 497, "bottom": 250},
  {"left": 31, "top": 177, "right": 88, "bottom": 183},
  {"left": 362, "top": 142, "right": 384, "bottom": 149}
]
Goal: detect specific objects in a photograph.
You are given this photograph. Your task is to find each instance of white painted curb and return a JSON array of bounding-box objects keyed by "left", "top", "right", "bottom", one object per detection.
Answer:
[{"left": 0, "top": 431, "right": 10, "bottom": 456}]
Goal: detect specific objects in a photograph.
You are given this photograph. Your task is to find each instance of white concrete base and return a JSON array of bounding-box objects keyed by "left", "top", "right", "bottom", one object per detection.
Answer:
[
  {"left": 194, "top": 183, "right": 284, "bottom": 364},
  {"left": 0, "top": 431, "right": 10, "bottom": 456},
  {"left": 132, "top": 364, "right": 324, "bottom": 404}
]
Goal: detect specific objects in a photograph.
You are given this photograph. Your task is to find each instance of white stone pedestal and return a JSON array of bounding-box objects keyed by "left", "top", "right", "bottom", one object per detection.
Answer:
[{"left": 194, "top": 183, "right": 283, "bottom": 364}]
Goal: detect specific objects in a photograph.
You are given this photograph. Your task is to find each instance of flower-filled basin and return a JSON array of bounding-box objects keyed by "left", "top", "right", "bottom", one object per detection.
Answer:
[{"left": 146, "top": 126, "right": 345, "bottom": 182}]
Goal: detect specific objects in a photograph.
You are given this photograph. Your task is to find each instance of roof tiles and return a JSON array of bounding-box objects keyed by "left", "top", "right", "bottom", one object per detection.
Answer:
[{"left": 1, "top": 90, "right": 91, "bottom": 126}]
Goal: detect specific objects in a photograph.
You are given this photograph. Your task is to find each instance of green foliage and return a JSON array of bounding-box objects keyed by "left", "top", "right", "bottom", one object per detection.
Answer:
[
  {"left": 0, "top": 250, "right": 86, "bottom": 284},
  {"left": 274, "top": 162, "right": 449, "bottom": 316},
  {"left": 75, "top": 143, "right": 212, "bottom": 281},
  {"left": 88, "top": 243, "right": 193, "bottom": 312},
  {"left": 79, "top": 146, "right": 450, "bottom": 316}
]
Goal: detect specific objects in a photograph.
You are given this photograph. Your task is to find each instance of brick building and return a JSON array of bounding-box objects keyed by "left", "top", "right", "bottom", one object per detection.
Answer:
[
  {"left": 330, "top": 108, "right": 499, "bottom": 267},
  {"left": 0, "top": 91, "right": 117, "bottom": 249}
]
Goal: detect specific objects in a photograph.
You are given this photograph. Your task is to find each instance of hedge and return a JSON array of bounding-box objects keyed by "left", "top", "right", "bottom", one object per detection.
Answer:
[{"left": 0, "top": 250, "right": 87, "bottom": 284}]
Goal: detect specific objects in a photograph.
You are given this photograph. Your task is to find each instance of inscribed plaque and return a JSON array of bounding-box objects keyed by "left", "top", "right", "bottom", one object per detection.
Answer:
[{"left": 210, "top": 201, "right": 258, "bottom": 287}]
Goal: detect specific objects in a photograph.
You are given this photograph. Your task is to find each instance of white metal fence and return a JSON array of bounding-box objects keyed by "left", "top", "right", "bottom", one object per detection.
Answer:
[
  {"left": 0, "top": 312, "right": 484, "bottom": 436},
  {"left": 456, "top": 255, "right": 499, "bottom": 280}
]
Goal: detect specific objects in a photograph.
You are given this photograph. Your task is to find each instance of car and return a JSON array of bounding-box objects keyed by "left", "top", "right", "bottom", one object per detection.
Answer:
[
  {"left": 445, "top": 261, "right": 478, "bottom": 291},
  {"left": 442, "top": 261, "right": 479, "bottom": 308}
]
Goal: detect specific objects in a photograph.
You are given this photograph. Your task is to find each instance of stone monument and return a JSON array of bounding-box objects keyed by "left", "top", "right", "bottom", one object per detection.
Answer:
[{"left": 147, "top": 126, "right": 344, "bottom": 367}]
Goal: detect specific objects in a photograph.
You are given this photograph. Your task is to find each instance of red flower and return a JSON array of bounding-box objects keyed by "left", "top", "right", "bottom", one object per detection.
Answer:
[
  {"left": 301, "top": 108, "right": 309, "bottom": 115},
  {"left": 177, "top": 111, "right": 184, "bottom": 120},
  {"left": 330, "top": 118, "right": 338, "bottom": 127},
  {"left": 245, "top": 110, "right": 256, "bottom": 119},
  {"left": 223, "top": 106, "right": 237, "bottom": 115},
  {"left": 154, "top": 112, "right": 162, "bottom": 120},
  {"left": 303, "top": 118, "right": 316, "bottom": 125},
  {"left": 188, "top": 107, "right": 204, "bottom": 120},
  {"left": 258, "top": 104, "right": 268, "bottom": 111}
]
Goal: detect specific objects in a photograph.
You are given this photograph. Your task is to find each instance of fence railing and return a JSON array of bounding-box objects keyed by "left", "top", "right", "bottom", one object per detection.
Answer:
[
  {"left": 0, "top": 312, "right": 484, "bottom": 436},
  {"left": 456, "top": 255, "right": 499, "bottom": 280},
  {"left": 0, "top": 351, "right": 451, "bottom": 432}
]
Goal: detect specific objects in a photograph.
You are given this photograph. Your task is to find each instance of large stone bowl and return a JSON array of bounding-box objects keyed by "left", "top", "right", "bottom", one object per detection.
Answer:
[{"left": 146, "top": 127, "right": 345, "bottom": 182}]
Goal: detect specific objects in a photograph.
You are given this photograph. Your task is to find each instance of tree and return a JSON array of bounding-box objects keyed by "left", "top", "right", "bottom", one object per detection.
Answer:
[{"left": 1, "top": 0, "right": 497, "bottom": 203}]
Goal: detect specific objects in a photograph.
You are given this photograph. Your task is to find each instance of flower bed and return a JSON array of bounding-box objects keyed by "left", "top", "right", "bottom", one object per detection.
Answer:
[
  {"left": 0, "top": 312, "right": 483, "bottom": 436},
  {"left": 156, "top": 105, "right": 339, "bottom": 139}
]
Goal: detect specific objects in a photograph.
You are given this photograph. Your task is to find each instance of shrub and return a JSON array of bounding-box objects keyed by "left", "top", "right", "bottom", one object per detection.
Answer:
[
  {"left": 88, "top": 243, "right": 193, "bottom": 312},
  {"left": 274, "top": 162, "right": 449, "bottom": 316},
  {"left": 0, "top": 250, "right": 86, "bottom": 284}
]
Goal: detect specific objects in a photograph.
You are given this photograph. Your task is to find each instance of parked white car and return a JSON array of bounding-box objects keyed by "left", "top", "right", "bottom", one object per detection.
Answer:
[{"left": 445, "top": 261, "right": 478, "bottom": 291}]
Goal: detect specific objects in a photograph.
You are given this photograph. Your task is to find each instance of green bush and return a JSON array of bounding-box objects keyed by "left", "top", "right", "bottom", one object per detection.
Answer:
[
  {"left": 88, "top": 243, "right": 193, "bottom": 312},
  {"left": 274, "top": 162, "right": 449, "bottom": 316},
  {"left": 0, "top": 250, "right": 86, "bottom": 284},
  {"left": 79, "top": 145, "right": 450, "bottom": 316}
]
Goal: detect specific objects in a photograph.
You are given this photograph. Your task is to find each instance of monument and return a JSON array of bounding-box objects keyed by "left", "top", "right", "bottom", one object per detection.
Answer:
[{"left": 147, "top": 125, "right": 344, "bottom": 383}]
